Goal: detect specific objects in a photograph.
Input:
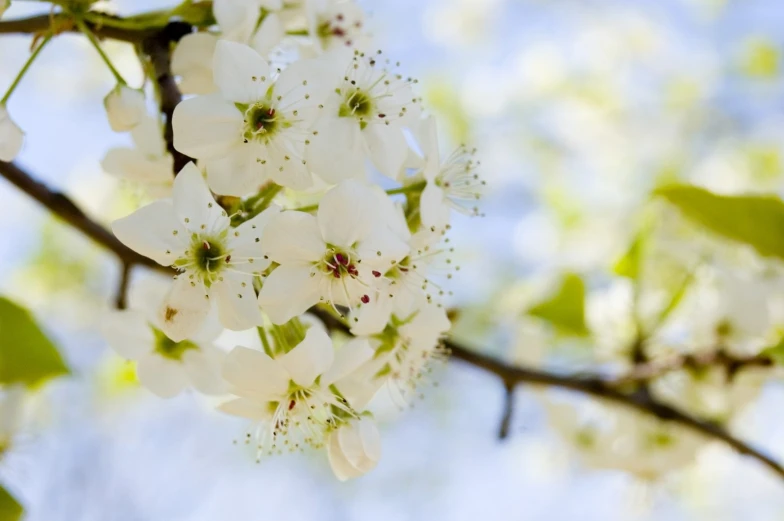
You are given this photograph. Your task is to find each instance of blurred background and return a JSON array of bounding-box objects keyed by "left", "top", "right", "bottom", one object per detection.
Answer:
[{"left": 2, "top": 0, "right": 784, "bottom": 518}]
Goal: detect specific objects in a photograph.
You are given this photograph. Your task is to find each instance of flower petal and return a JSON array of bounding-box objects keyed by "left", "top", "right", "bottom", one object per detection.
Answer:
[
  {"left": 306, "top": 115, "right": 366, "bottom": 184},
  {"left": 258, "top": 264, "right": 322, "bottom": 325},
  {"left": 218, "top": 397, "right": 271, "bottom": 420},
  {"left": 328, "top": 430, "right": 360, "bottom": 481},
  {"left": 173, "top": 162, "right": 230, "bottom": 234},
  {"left": 213, "top": 40, "right": 271, "bottom": 103},
  {"left": 420, "top": 183, "right": 450, "bottom": 230},
  {"left": 364, "top": 123, "right": 409, "bottom": 180},
  {"left": 251, "top": 12, "right": 285, "bottom": 57},
  {"left": 262, "top": 211, "right": 324, "bottom": 264},
  {"left": 136, "top": 355, "right": 189, "bottom": 398},
  {"left": 101, "top": 309, "right": 155, "bottom": 360},
  {"left": 205, "top": 145, "right": 268, "bottom": 197},
  {"left": 212, "top": 271, "right": 262, "bottom": 330},
  {"left": 0, "top": 106, "right": 24, "bottom": 161},
  {"left": 173, "top": 93, "right": 243, "bottom": 158},
  {"left": 322, "top": 337, "right": 374, "bottom": 385},
  {"left": 182, "top": 346, "right": 226, "bottom": 394},
  {"left": 158, "top": 275, "right": 212, "bottom": 342},
  {"left": 278, "top": 327, "right": 334, "bottom": 387},
  {"left": 222, "top": 346, "right": 289, "bottom": 400},
  {"left": 172, "top": 32, "right": 218, "bottom": 95},
  {"left": 112, "top": 200, "right": 184, "bottom": 266},
  {"left": 317, "top": 180, "right": 376, "bottom": 248}
]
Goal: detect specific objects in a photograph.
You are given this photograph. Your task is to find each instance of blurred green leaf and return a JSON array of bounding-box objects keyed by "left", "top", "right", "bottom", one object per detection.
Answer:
[
  {"left": 0, "top": 485, "right": 22, "bottom": 521},
  {"left": 613, "top": 232, "right": 646, "bottom": 280},
  {"left": 0, "top": 297, "right": 69, "bottom": 387},
  {"left": 762, "top": 336, "right": 784, "bottom": 365},
  {"left": 657, "top": 185, "right": 784, "bottom": 259},
  {"left": 527, "top": 274, "right": 589, "bottom": 337}
]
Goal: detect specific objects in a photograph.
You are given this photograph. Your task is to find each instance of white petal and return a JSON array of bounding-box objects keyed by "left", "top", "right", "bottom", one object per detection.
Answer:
[
  {"left": 317, "top": 180, "right": 376, "bottom": 248},
  {"left": 0, "top": 106, "right": 24, "bottom": 161},
  {"left": 230, "top": 205, "right": 280, "bottom": 267},
  {"left": 173, "top": 162, "right": 230, "bottom": 233},
  {"left": 274, "top": 56, "right": 342, "bottom": 114},
  {"left": 415, "top": 115, "right": 440, "bottom": 176},
  {"left": 182, "top": 347, "right": 226, "bottom": 394},
  {"left": 173, "top": 93, "right": 244, "bottom": 158},
  {"left": 306, "top": 115, "right": 366, "bottom": 184},
  {"left": 322, "top": 337, "right": 374, "bottom": 385},
  {"left": 364, "top": 123, "right": 409, "bottom": 180},
  {"left": 357, "top": 417, "right": 382, "bottom": 465},
  {"left": 158, "top": 276, "right": 212, "bottom": 342},
  {"left": 356, "top": 224, "right": 410, "bottom": 269},
  {"left": 263, "top": 211, "right": 324, "bottom": 263},
  {"left": 212, "top": 271, "right": 262, "bottom": 330},
  {"left": 266, "top": 148, "right": 314, "bottom": 191},
  {"left": 104, "top": 85, "right": 146, "bottom": 132},
  {"left": 137, "top": 355, "right": 189, "bottom": 398},
  {"left": 213, "top": 0, "right": 258, "bottom": 42},
  {"left": 350, "top": 292, "right": 394, "bottom": 336},
  {"left": 102, "top": 147, "right": 173, "bottom": 187},
  {"left": 278, "top": 327, "right": 334, "bottom": 387},
  {"left": 101, "top": 309, "right": 155, "bottom": 360},
  {"left": 336, "top": 418, "right": 380, "bottom": 476},
  {"left": 218, "top": 397, "right": 270, "bottom": 420},
  {"left": 213, "top": 40, "right": 271, "bottom": 103},
  {"left": 251, "top": 13, "right": 285, "bottom": 56},
  {"left": 205, "top": 145, "right": 268, "bottom": 197},
  {"left": 420, "top": 183, "right": 451, "bottom": 230},
  {"left": 258, "top": 264, "right": 322, "bottom": 325},
  {"left": 131, "top": 114, "right": 167, "bottom": 156},
  {"left": 327, "top": 430, "right": 361, "bottom": 481},
  {"left": 222, "top": 346, "right": 289, "bottom": 400},
  {"left": 172, "top": 32, "right": 218, "bottom": 95},
  {"left": 112, "top": 201, "right": 184, "bottom": 265}
]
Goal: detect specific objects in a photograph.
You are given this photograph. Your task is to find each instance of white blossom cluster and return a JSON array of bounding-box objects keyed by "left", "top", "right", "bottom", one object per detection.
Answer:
[{"left": 85, "top": 0, "right": 484, "bottom": 481}]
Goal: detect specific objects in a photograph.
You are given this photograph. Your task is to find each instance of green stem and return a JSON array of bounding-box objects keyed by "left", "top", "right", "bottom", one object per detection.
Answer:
[
  {"left": 290, "top": 181, "right": 428, "bottom": 213},
  {"left": 74, "top": 17, "right": 127, "bottom": 85},
  {"left": 1, "top": 34, "right": 52, "bottom": 105}
]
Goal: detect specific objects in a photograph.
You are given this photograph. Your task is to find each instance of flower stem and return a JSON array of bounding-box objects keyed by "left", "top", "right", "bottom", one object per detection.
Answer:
[
  {"left": 0, "top": 34, "right": 52, "bottom": 106},
  {"left": 74, "top": 17, "right": 127, "bottom": 85}
]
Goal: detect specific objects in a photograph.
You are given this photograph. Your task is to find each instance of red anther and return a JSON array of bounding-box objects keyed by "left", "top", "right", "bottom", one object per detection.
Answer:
[
  {"left": 203, "top": 241, "right": 210, "bottom": 250},
  {"left": 361, "top": 294, "right": 370, "bottom": 304},
  {"left": 288, "top": 400, "right": 296, "bottom": 410},
  {"left": 372, "top": 270, "right": 381, "bottom": 278},
  {"left": 378, "top": 113, "right": 386, "bottom": 118},
  {"left": 225, "top": 255, "right": 231, "bottom": 263},
  {"left": 336, "top": 253, "right": 348, "bottom": 265},
  {"left": 336, "top": 13, "right": 344, "bottom": 21},
  {"left": 333, "top": 27, "right": 346, "bottom": 37},
  {"left": 347, "top": 265, "right": 358, "bottom": 276},
  {"left": 267, "top": 108, "right": 275, "bottom": 117},
  {"left": 399, "top": 267, "right": 409, "bottom": 272},
  {"left": 333, "top": 269, "right": 341, "bottom": 278},
  {"left": 256, "top": 121, "right": 264, "bottom": 130}
]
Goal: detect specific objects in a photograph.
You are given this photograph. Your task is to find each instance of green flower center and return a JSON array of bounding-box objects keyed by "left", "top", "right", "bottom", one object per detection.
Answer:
[
  {"left": 240, "top": 101, "right": 286, "bottom": 143},
  {"left": 339, "top": 89, "right": 374, "bottom": 128},
  {"left": 152, "top": 327, "right": 198, "bottom": 361},
  {"left": 319, "top": 248, "right": 359, "bottom": 279},
  {"left": 175, "top": 235, "right": 230, "bottom": 286}
]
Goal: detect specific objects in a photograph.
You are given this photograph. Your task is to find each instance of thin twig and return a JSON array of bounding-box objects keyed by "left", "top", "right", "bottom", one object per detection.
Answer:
[
  {"left": 114, "top": 261, "right": 132, "bottom": 310},
  {"left": 498, "top": 382, "right": 515, "bottom": 440},
  {"left": 0, "top": 14, "right": 156, "bottom": 43}
]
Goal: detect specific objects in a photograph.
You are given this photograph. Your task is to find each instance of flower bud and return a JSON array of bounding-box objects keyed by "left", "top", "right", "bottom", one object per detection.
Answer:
[
  {"left": 0, "top": 105, "right": 24, "bottom": 162},
  {"left": 327, "top": 417, "right": 381, "bottom": 481},
  {"left": 103, "top": 84, "right": 146, "bottom": 132}
]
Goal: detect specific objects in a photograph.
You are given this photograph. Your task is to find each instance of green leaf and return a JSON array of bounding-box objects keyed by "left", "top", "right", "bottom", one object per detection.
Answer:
[
  {"left": 613, "top": 231, "right": 646, "bottom": 280},
  {"left": 0, "top": 297, "right": 69, "bottom": 387},
  {"left": 527, "top": 273, "right": 589, "bottom": 337},
  {"left": 657, "top": 185, "right": 784, "bottom": 259},
  {"left": 762, "top": 336, "right": 784, "bottom": 365},
  {"left": 0, "top": 485, "right": 22, "bottom": 521}
]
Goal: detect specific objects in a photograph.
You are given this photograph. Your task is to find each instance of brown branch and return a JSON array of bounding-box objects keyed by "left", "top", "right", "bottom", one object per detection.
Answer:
[
  {"left": 141, "top": 22, "right": 194, "bottom": 175},
  {"left": 114, "top": 261, "right": 132, "bottom": 310},
  {"left": 0, "top": 14, "right": 157, "bottom": 43},
  {"left": 498, "top": 382, "right": 515, "bottom": 440}
]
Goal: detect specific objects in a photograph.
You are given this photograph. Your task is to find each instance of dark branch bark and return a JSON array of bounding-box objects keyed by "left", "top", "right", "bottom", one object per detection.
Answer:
[
  {"left": 498, "top": 382, "right": 515, "bottom": 440},
  {"left": 114, "top": 261, "right": 132, "bottom": 310},
  {"left": 0, "top": 14, "right": 157, "bottom": 43},
  {"left": 141, "top": 22, "right": 193, "bottom": 175}
]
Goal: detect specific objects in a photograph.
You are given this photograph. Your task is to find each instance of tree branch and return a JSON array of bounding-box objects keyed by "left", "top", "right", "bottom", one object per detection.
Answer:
[
  {"left": 0, "top": 14, "right": 157, "bottom": 43},
  {"left": 141, "top": 22, "right": 193, "bottom": 175}
]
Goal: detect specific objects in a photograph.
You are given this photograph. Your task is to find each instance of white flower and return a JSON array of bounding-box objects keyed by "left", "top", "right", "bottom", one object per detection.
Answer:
[
  {"left": 214, "top": 0, "right": 285, "bottom": 51},
  {"left": 172, "top": 32, "right": 219, "bottom": 95},
  {"left": 102, "top": 278, "right": 226, "bottom": 398},
  {"left": 306, "top": 51, "right": 422, "bottom": 183},
  {"left": 0, "top": 105, "right": 24, "bottom": 161},
  {"left": 101, "top": 115, "right": 174, "bottom": 197},
  {"left": 0, "top": 386, "right": 24, "bottom": 456},
  {"left": 104, "top": 84, "right": 146, "bottom": 132},
  {"left": 306, "top": 0, "right": 369, "bottom": 52},
  {"left": 112, "top": 162, "right": 277, "bottom": 339},
  {"left": 173, "top": 40, "right": 337, "bottom": 195},
  {"left": 258, "top": 180, "right": 409, "bottom": 324},
  {"left": 327, "top": 417, "right": 381, "bottom": 481},
  {"left": 413, "top": 116, "right": 484, "bottom": 230},
  {"left": 219, "top": 327, "right": 375, "bottom": 454}
]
